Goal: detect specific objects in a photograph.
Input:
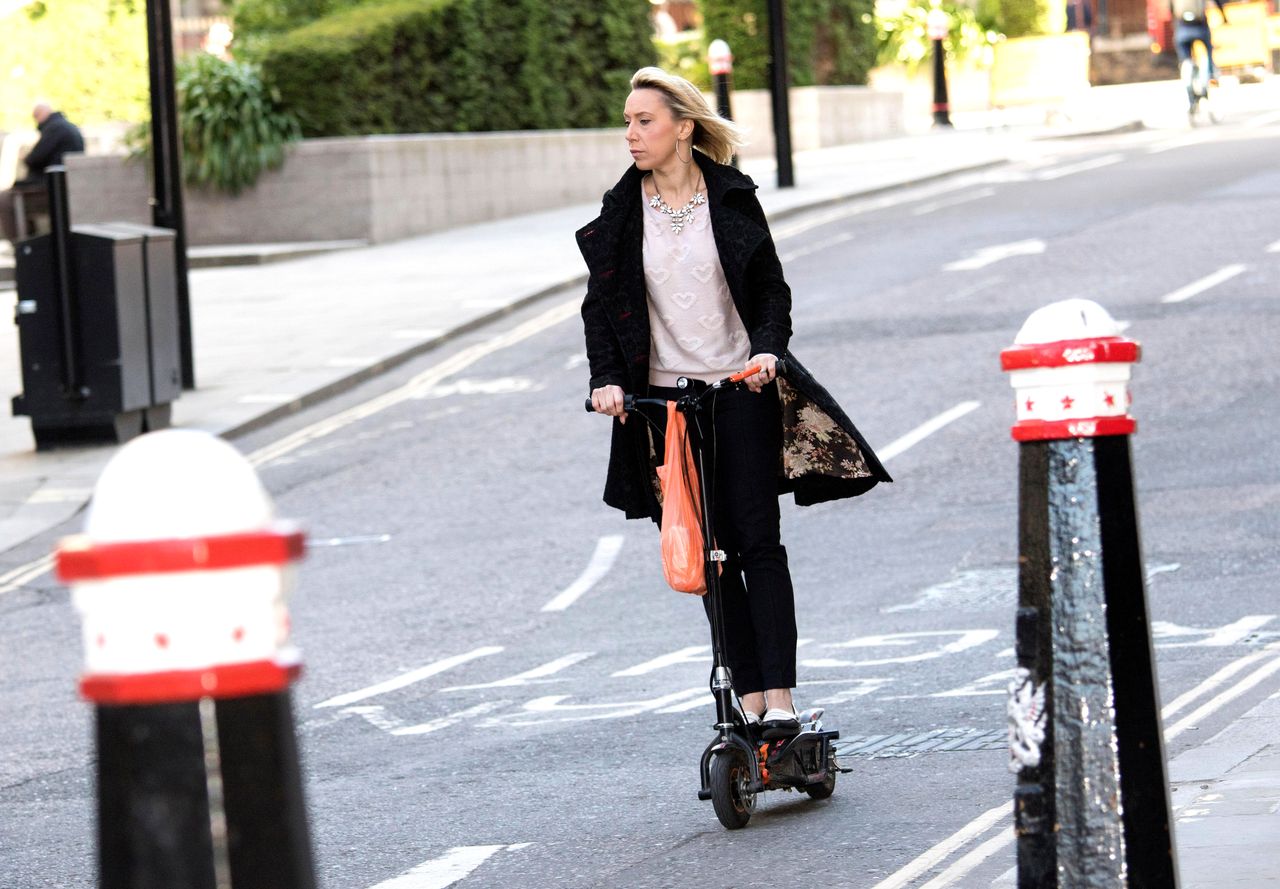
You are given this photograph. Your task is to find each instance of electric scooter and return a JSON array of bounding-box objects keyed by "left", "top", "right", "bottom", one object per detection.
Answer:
[{"left": 587, "top": 364, "right": 844, "bottom": 829}]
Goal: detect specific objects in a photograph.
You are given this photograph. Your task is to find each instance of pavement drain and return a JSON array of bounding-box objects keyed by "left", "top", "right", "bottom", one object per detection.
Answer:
[{"left": 834, "top": 727, "right": 1006, "bottom": 758}]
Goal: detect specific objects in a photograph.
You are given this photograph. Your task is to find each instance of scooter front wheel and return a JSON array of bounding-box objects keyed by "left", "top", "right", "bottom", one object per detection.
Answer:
[{"left": 709, "top": 749, "right": 756, "bottom": 829}]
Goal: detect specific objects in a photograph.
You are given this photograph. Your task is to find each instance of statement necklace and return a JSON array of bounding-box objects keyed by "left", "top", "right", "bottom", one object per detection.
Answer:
[{"left": 648, "top": 176, "right": 706, "bottom": 235}]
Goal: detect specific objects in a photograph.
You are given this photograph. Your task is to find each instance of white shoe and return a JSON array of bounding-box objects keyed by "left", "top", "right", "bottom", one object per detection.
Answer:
[{"left": 761, "top": 707, "right": 800, "bottom": 738}]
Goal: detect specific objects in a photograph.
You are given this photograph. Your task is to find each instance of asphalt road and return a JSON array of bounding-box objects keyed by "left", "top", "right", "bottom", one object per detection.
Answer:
[{"left": 3, "top": 105, "right": 1280, "bottom": 889}]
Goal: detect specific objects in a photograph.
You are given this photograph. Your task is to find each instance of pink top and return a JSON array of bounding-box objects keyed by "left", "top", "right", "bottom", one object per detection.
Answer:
[{"left": 641, "top": 181, "right": 751, "bottom": 387}]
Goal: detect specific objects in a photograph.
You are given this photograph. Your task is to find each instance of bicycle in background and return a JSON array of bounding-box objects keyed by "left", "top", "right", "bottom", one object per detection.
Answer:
[{"left": 1182, "top": 39, "right": 1220, "bottom": 126}]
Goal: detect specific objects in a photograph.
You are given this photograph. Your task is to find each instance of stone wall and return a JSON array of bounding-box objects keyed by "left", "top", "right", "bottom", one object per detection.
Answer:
[{"left": 63, "top": 86, "right": 905, "bottom": 247}]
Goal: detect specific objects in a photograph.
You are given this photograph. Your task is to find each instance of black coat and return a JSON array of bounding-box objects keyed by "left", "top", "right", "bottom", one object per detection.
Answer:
[
  {"left": 21, "top": 112, "right": 85, "bottom": 183},
  {"left": 576, "top": 152, "right": 891, "bottom": 521}
]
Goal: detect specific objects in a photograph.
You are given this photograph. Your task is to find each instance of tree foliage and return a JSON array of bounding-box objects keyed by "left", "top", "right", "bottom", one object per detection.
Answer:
[
  {"left": 257, "top": 0, "right": 654, "bottom": 137},
  {"left": 0, "top": 0, "right": 148, "bottom": 132},
  {"left": 875, "top": 0, "right": 1002, "bottom": 73},
  {"left": 700, "top": 0, "right": 878, "bottom": 91}
]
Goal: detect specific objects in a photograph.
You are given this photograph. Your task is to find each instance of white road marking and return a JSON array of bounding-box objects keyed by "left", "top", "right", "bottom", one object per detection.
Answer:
[
  {"left": 24, "top": 488, "right": 93, "bottom": 504},
  {"left": 248, "top": 297, "right": 580, "bottom": 467},
  {"left": 368, "top": 844, "right": 526, "bottom": 889},
  {"left": 876, "top": 401, "right": 982, "bottom": 464},
  {"left": 911, "top": 188, "right": 996, "bottom": 216},
  {"left": 1165, "top": 647, "right": 1280, "bottom": 740},
  {"left": 1161, "top": 264, "right": 1246, "bottom": 303},
  {"left": 612, "top": 645, "right": 710, "bottom": 677},
  {"left": 392, "top": 328, "right": 444, "bottom": 340},
  {"left": 779, "top": 231, "right": 855, "bottom": 263},
  {"left": 506, "top": 687, "right": 706, "bottom": 723},
  {"left": 392, "top": 701, "right": 509, "bottom": 736},
  {"left": 868, "top": 801, "right": 1010, "bottom": 889},
  {"left": 916, "top": 824, "right": 1016, "bottom": 889},
  {"left": 877, "top": 642, "right": 1280, "bottom": 887},
  {"left": 1034, "top": 153, "right": 1123, "bottom": 180},
  {"left": 814, "top": 629, "right": 999, "bottom": 667},
  {"left": 944, "top": 240, "right": 1045, "bottom": 271},
  {"left": 442, "top": 652, "right": 594, "bottom": 691},
  {"left": 0, "top": 554, "right": 54, "bottom": 597},
  {"left": 771, "top": 178, "right": 982, "bottom": 241},
  {"left": 343, "top": 705, "right": 406, "bottom": 733},
  {"left": 308, "top": 534, "right": 393, "bottom": 547},
  {"left": 1243, "top": 109, "right": 1280, "bottom": 129},
  {"left": 1146, "top": 133, "right": 1213, "bottom": 155},
  {"left": 541, "top": 535, "right": 625, "bottom": 612},
  {"left": 315, "top": 646, "right": 504, "bottom": 709},
  {"left": 1266, "top": 238, "right": 1280, "bottom": 253},
  {"left": 414, "top": 377, "right": 540, "bottom": 399},
  {"left": 1161, "top": 647, "right": 1278, "bottom": 719}
]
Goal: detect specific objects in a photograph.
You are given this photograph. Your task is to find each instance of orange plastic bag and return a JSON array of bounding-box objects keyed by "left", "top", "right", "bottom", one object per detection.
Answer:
[{"left": 657, "top": 402, "right": 711, "bottom": 595}]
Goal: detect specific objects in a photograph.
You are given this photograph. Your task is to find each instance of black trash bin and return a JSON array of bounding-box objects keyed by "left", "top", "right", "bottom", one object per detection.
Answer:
[{"left": 12, "top": 222, "right": 180, "bottom": 449}]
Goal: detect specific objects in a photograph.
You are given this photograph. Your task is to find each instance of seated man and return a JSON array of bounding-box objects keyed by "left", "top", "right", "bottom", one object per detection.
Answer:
[{"left": 1, "top": 101, "right": 85, "bottom": 244}]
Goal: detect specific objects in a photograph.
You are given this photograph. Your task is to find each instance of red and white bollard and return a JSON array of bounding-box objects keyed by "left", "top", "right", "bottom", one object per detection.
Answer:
[
  {"left": 1001, "top": 300, "right": 1178, "bottom": 888},
  {"left": 57, "top": 429, "right": 316, "bottom": 889}
]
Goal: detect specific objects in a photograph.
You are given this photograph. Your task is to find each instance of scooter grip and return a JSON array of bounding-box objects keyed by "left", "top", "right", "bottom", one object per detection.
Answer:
[{"left": 584, "top": 395, "right": 637, "bottom": 413}]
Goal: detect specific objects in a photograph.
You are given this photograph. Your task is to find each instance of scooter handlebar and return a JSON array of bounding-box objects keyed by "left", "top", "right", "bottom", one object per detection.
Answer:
[{"left": 583, "top": 360, "right": 788, "bottom": 413}]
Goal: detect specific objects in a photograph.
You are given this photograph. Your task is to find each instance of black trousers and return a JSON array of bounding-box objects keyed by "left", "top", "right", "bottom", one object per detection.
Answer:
[{"left": 644, "top": 381, "right": 798, "bottom": 695}]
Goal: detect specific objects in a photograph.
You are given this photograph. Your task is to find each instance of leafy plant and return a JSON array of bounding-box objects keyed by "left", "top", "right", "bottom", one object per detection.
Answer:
[
  {"left": 130, "top": 53, "right": 300, "bottom": 194},
  {"left": 655, "top": 29, "right": 712, "bottom": 92},
  {"left": 875, "top": 0, "right": 1002, "bottom": 74}
]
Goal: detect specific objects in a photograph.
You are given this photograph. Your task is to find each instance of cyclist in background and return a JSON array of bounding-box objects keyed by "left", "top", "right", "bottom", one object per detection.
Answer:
[{"left": 1171, "top": 0, "right": 1229, "bottom": 83}]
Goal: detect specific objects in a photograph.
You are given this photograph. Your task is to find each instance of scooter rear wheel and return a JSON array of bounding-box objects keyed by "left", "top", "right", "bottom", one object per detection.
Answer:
[
  {"left": 710, "top": 749, "right": 756, "bottom": 829},
  {"left": 805, "top": 768, "right": 837, "bottom": 800}
]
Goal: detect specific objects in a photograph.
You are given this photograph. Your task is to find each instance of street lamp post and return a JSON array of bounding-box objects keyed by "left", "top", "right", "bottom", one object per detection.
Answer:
[
  {"left": 145, "top": 0, "right": 195, "bottom": 390},
  {"left": 765, "top": 0, "right": 795, "bottom": 188}
]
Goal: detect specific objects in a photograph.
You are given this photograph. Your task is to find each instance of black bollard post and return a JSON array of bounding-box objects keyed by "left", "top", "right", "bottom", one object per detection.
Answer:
[
  {"left": 708, "top": 38, "right": 738, "bottom": 168},
  {"left": 927, "top": 5, "right": 953, "bottom": 128},
  {"left": 765, "top": 0, "right": 795, "bottom": 188},
  {"left": 1002, "top": 300, "right": 1179, "bottom": 889},
  {"left": 57, "top": 429, "right": 315, "bottom": 889}
]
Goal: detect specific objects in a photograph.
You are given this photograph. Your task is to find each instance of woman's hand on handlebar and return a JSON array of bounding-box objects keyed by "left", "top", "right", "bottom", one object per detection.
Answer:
[
  {"left": 743, "top": 353, "right": 778, "bottom": 393},
  {"left": 590, "top": 384, "right": 629, "bottom": 424}
]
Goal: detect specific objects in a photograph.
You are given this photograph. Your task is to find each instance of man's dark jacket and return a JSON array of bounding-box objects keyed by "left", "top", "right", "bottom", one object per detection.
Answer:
[
  {"left": 576, "top": 151, "right": 891, "bottom": 522},
  {"left": 21, "top": 112, "right": 85, "bottom": 183}
]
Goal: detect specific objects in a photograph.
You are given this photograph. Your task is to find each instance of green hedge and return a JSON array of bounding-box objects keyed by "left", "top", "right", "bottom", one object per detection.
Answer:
[
  {"left": 701, "top": 0, "right": 878, "bottom": 91},
  {"left": 259, "top": 0, "right": 654, "bottom": 137}
]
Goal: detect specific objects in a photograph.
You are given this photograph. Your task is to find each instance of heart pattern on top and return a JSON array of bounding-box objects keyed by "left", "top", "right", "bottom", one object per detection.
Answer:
[
  {"left": 677, "top": 336, "right": 705, "bottom": 351},
  {"left": 729, "top": 330, "right": 748, "bottom": 347},
  {"left": 671, "top": 291, "right": 697, "bottom": 310},
  {"left": 647, "top": 267, "right": 672, "bottom": 286},
  {"left": 690, "top": 263, "right": 715, "bottom": 284},
  {"left": 668, "top": 243, "right": 692, "bottom": 262},
  {"left": 698, "top": 314, "right": 726, "bottom": 330}
]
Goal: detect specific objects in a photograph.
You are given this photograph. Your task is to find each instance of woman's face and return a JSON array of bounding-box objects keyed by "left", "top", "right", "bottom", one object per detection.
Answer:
[{"left": 623, "top": 88, "right": 691, "bottom": 170}]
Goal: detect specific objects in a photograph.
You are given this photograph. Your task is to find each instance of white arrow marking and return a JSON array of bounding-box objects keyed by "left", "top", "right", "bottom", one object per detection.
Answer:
[
  {"left": 1161, "top": 264, "right": 1246, "bottom": 303},
  {"left": 506, "top": 687, "right": 706, "bottom": 724},
  {"left": 441, "top": 652, "right": 594, "bottom": 691},
  {"left": 1034, "top": 153, "right": 1123, "bottom": 180},
  {"left": 541, "top": 535, "right": 625, "bottom": 612},
  {"left": 315, "top": 646, "right": 504, "bottom": 708},
  {"left": 368, "top": 844, "right": 529, "bottom": 889},
  {"left": 391, "top": 701, "right": 509, "bottom": 736},
  {"left": 612, "top": 645, "right": 710, "bottom": 677},
  {"left": 945, "top": 239, "right": 1046, "bottom": 271}
]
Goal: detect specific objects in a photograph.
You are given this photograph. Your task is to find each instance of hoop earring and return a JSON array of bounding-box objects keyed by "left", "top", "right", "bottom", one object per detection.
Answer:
[{"left": 676, "top": 139, "right": 692, "bottom": 164}]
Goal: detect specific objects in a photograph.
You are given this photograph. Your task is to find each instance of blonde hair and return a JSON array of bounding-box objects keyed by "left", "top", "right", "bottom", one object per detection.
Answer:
[{"left": 629, "top": 67, "right": 744, "bottom": 166}]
